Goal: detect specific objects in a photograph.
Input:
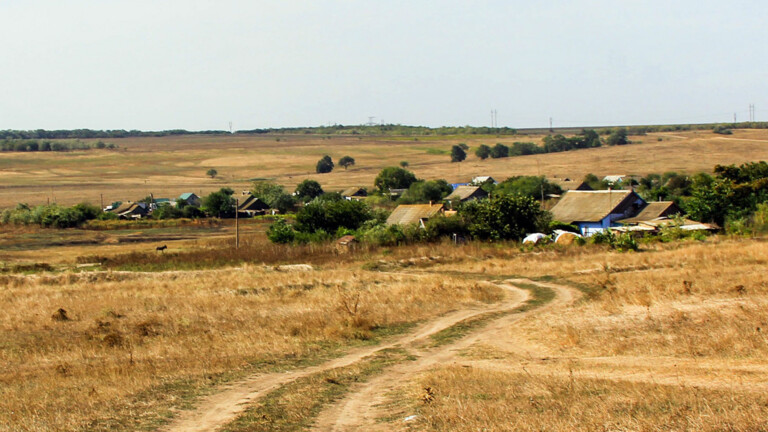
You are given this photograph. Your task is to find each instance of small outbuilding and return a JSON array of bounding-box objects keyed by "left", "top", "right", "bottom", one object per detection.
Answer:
[
  {"left": 386, "top": 203, "right": 445, "bottom": 228},
  {"left": 238, "top": 194, "right": 270, "bottom": 216},
  {"left": 341, "top": 187, "right": 368, "bottom": 201},
  {"left": 335, "top": 235, "right": 359, "bottom": 253},
  {"left": 445, "top": 185, "right": 488, "bottom": 203},
  {"left": 178, "top": 192, "right": 201, "bottom": 207}
]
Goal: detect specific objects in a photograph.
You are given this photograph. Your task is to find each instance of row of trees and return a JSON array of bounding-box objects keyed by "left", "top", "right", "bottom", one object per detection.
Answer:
[
  {"left": 315, "top": 155, "right": 355, "bottom": 173},
  {"left": 468, "top": 129, "right": 607, "bottom": 163},
  {"left": 0, "top": 139, "right": 117, "bottom": 152}
]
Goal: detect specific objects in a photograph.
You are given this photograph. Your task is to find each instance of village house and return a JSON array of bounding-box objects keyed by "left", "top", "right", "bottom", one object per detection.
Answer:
[
  {"left": 117, "top": 202, "right": 149, "bottom": 219},
  {"left": 341, "top": 187, "right": 367, "bottom": 201},
  {"left": 237, "top": 194, "right": 270, "bottom": 216},
  {"left": 472, "top": 176, "right": 497, "bottom": 185},
  {"left": 617, "top": 201, "right": 682, "bottom": 225},
  {"left": 178, "top": 192, "right": 201, "bottom": 207},
  {"left": 551, "top": 178, "right": 593, "bottom": 192},
  {"left": 549, "top": 190, "right": 646, "bottom": 236},
  {"left": 445, "top": 185, "right": 488, "bottom": 204},
  {"left": 386, "top": 203, "right": 444, "bottom": 228}
]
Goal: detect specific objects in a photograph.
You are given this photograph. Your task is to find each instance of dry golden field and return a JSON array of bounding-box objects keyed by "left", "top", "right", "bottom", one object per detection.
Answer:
[
  {"left": 2, "top": 128, "right": 768, "bottom": 209},
  {"left": 3, "top": 128, "right": 768, "bottom": 431},
  {"left": 2, "top": 234, "right": 768, "bottom": 431}
]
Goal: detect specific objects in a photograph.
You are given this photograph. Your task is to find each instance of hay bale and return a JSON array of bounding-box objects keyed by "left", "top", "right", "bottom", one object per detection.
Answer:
[{"left": 555, "top": 232, "right": 582, "bottom": 245}]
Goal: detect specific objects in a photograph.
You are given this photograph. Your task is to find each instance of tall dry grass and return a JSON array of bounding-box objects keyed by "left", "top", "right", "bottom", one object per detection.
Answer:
[
  {"left": 375, "top": 237, "right": 768, "bottom": 431},
  {"left": 0, "top": 265, "right": 500, "bottom": 431},
  {"left": 404, "top": 366, "right": 768, "bottom": 431}
]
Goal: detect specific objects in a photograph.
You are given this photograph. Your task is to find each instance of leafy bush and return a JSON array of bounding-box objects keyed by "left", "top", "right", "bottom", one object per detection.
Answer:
[
  {"left": 460, "top": 195, "right": 549, "bottom": 241},
  {"left": 267, "top": 218, "right": 296, "bottom": 244},
  {"left": 294, "top": 199, "right": 372, "bottom": 233},
  {"left": 374, "top": 167, "right": 418, "bottom": 192},
  {"left": 316, "top": 155, "right": 334, "bottom": 173}
]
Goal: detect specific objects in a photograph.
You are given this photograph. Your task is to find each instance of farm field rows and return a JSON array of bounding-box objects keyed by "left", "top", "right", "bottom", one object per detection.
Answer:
[{"left": 1, "top": 129, "right": 768, "bottom": 209}]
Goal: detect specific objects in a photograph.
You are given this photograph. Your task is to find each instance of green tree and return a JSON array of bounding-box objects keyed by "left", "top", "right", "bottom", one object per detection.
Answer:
[
  {"left": 399, "top": 161, "right": 409, "bottom": 168},
  {"left": 294, "top": 179, "right": 324, "bottom": 201},
  {"left": 450, "top": 145, "right": 467, "bottom": 162},
  {"left": 475, "top": 144, "right": 492, "bottom": 160},
  {"left": 494, "top": 176, "right": 563, "bottom": 201},
  {"left": 251, "top": 181, "right": 296, "bottom": 213},
  {"left": 399, "top": 179, "right": 452, "bottom": 204},
  {"left": 206, "top": 168, "right": 218, "bottom": 178},
  {"left": 374, "top": 167, "right": 418, "bottom": 193},
  {"left": 294, "top": 199, "right": 372, "bottom": 233},
  {"left": 461, "top": 194, "right": 549, "bottom": 241},
  {"left": 267, "top": 218, "right": 296, "bottom": 243},
  {"left": 316, "top": 155, "right": 334, "bottom": 173},
  {"left": 606, "top": 128, "right": 629, "bottom": 146},
  {"left": 202, "top": 188, "right": 236, "bottom": 218},
  {"left": 490, "top": 143, "right": 509, "bottom": 158},
  {"left": 338, "top": 155, "right": 355, "bottom": 170}
]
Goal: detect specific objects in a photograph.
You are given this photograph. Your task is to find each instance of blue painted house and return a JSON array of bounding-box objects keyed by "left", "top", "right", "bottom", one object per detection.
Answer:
[{"left": 550, "top": 190, "right": 646, "bottom": 236}]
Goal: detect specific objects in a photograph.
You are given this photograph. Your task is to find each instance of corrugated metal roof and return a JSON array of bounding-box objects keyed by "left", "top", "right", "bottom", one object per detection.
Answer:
[
  {"left": 386, "top": 204, "right": 444, "bottom": 225},
  {"left": 179, "top": 192, "right": 197, "bottom": 200},
  {"left": 620, "top": 201, "right": 682, "bottom": 224},
  {"left": 550, "top": 190, "right": 637, "bottom": 223}
]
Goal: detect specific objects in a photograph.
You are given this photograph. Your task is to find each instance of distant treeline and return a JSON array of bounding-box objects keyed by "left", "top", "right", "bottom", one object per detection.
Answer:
[
  {"left": 600, "top": 121, "right": 768, "bottom": 135},
  {"left": 2, "top": 121, "right": 767, "bottom": 141},
  {"left": 0, "top": 129, "right": 230, "bottom": 140},
  {"left": 0, "top": 139, "right": 117, "bottom": 152},
  {"left": 236, "top": 124, "right": 520, "bottom": 136}
]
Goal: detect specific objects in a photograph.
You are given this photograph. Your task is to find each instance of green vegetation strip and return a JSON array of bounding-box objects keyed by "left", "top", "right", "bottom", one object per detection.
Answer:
[
  {"left": 221, "top": 348, "right": 414, "bottom": 432},
  {"left": 429, "top": 282, "right": 555, "bottom": 347}
]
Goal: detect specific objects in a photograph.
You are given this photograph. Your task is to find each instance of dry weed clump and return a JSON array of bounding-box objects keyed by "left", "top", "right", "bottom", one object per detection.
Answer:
[
  {"left": 0, "top": 265, "right": 500, "bottom": 431},
  {"left": 400, "top": 365, "right": 768, "bottom": 431}
]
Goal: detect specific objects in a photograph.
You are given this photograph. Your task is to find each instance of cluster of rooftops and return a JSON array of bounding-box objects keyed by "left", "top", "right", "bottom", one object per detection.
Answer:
[
  {"left": 106, "top": 175, "right": 716, "bottom": 237},
  {"left": 381, "top": 176, "right": 717, "bottom": 236}
]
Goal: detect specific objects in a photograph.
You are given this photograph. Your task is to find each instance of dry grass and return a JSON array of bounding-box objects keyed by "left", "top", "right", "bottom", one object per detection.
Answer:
[
  {"left": 403, "top": 366, "right": 768, "bottom": 431},
  {"left": 0, "top": 264, "right": 500, "bottom": 431},
  {"left": 3, "top": 128, "right": 768, "bottom": 208},
  {"left": 370, "top": 237, "right": 768, "bottom": 431}
]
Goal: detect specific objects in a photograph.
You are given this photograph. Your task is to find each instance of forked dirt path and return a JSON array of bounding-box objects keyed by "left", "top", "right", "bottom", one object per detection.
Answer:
[
  {"left": 160, "top": 278, "right": 530, "bottom": 432},
  {"left": 311, "top": 279, "right": 578, "bottom": 432}
]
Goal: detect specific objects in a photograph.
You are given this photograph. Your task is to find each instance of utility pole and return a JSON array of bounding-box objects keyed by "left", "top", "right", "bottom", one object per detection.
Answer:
[
  {"left": 235, "top": 198, "right": 239, "bottom": 249},
  {"left": 549, "top": 117, "right": 553, "bottom": 132},
  {"left": 100, "top": 193, "right": 104, "bottom": 211}
]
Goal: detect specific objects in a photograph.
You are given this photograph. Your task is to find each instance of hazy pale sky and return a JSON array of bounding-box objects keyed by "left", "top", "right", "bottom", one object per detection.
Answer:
[{"left": 1, "top": 0, "right": 766, "bottom": 130}]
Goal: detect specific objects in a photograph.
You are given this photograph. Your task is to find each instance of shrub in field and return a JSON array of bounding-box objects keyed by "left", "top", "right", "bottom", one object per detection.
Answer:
[{"left": 267, "top": 218, "right": 296, "bottom": 244}]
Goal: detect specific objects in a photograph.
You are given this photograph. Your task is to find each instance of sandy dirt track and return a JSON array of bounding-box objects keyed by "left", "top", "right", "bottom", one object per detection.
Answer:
[{"left": 159, "top": 278, "right": 532, "bottom": 432}]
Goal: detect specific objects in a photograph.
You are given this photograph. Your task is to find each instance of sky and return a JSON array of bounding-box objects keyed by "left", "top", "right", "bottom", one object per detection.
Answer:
[{"left": 1, "top": 0, "right": 766, "bottom": 131}]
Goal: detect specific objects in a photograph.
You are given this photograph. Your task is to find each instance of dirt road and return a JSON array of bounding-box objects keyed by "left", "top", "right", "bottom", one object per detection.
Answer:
[
  {"left": 159, "top": 278, "right": 532, "bottom": 432},
  {"left": 310, "top": 279, "right": 577, "bottom": 432}
]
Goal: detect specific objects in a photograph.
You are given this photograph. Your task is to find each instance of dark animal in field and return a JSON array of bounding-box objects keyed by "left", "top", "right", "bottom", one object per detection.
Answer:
[
  {"left": 51, "top": 308, "right": 69, "bottom": 321},
  {"left": 156, "top": 245, "right": 168, "bottom": 252}
]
